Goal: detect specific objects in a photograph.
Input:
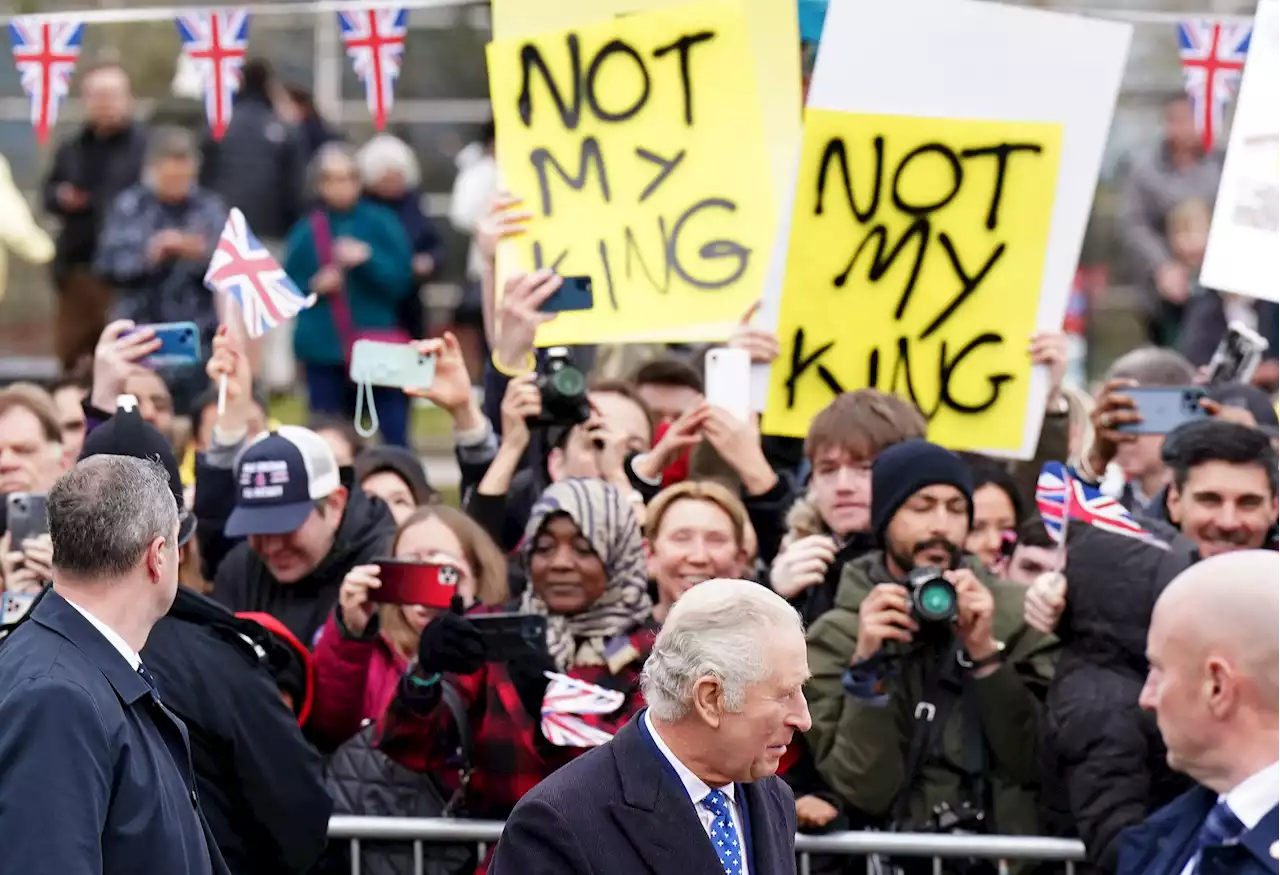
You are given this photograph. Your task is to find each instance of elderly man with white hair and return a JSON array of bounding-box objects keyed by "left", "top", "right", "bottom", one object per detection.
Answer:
[
  {"left": 1116, "top": 549, "right": 1279, "bottom": 875},
  {"left": 490, "top": 579, "right": 811, "bottom": 875}
]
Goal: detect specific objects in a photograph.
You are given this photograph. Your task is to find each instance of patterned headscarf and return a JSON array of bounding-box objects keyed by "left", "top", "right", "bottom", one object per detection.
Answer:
[{"left": 522, "top": 478, "right": 653, "bottom": 672}]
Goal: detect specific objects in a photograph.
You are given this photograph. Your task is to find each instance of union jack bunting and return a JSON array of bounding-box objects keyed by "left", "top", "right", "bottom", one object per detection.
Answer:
[
  {"left": 1036, "top": 461, "right": 1156, "bottom": 545},
  {"left": 338, "top": 8, "right": 407, "bottom": 130},
  {"left": 541, "top": 672, "right": 625, "bottom": 748},
  {"left": 1177, "top": 19, "right": 1252, "bottom": 152},
  {"left": 176, "top": 10, "right": 250, "bottom": 142},
  {"left": 8, "top": 17, "right": 84, "bottom": 145},
  {"left": 204, "top": 208, "right": 314, "bottom": 338}
]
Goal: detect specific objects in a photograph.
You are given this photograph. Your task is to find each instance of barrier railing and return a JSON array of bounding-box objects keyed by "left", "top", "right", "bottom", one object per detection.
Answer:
[{"left": 328, "top": 815, "right": 1087, "bottom": 875}]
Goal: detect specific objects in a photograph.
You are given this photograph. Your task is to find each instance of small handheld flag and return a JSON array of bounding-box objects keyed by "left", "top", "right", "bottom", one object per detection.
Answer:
[
  {"left": 540, "top": 672, "right": 625, "bottom": 748},
  {"left": 8, "top": 17, "right": 83, "bottom": 145},
  {"left": 1036, "top": 461, "right": 1158, "bottom": 545},
  {"left": 204, "top": 208, "right": 314, "bottom": 340}
]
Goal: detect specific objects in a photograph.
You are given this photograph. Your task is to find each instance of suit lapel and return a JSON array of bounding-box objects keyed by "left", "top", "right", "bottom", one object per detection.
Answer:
[
  {"left": 1148, "top": 787, "right": 1217, "bottom": 875},
  {"left": 608, "top": 718, "right": 726, "bottom": 875},
  {"left": 1240, "top": 805, "right": 1279, "bottom": 873},
  {"left": 743, "top": 779, "right": 787, "bottom": 874}
]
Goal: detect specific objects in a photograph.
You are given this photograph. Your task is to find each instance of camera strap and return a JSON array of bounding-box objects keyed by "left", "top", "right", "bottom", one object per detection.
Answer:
[{"left": 890, "top": 636, "right": 965, "bottom": 830}]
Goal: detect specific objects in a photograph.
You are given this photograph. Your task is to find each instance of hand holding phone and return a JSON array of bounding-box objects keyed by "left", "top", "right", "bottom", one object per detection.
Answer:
[
  {"left": 417, "top": 608, "right": 486, "bottom": 676},
  {"left": 539, "top": 275, "right": 594, "bottom": 313},
  {"left": 470, "top": 613, "right": 549, "bottom": 662},
  {"left": 6, "top": 493, "right": 48, "bottom": 546},
  {"left": 349, "top": 341, "right": 437, "bottom": 392},
  {"left": 705, "top": 347, "right": 752, "bottom": 423},
  {"left": 338, "top": 564, "right": 383, "bottom": 636},
  {"left": 367, "top": 558, "right": 462, "bottom": 609},
  {"left": 135, "top": 321, "right": 202, "bottom": 368},
  {"left": 1114, "top": 386, "right": 1209, "bottom": 435}
]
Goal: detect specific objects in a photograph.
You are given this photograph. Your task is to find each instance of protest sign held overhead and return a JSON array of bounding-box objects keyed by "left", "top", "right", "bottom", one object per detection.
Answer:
[
  {"left": 490, "top": 0, "right": 801, "bottom": 210},
  {"left": 486, "top": 0, "right": 776, "bottom": 346},
  {"left": 1200, "top": 0, "right": 1278, "bottom": 303},
  {"left": 756, "top": 0, "right": 1131, "bottom": 458},
  {"left": 763, "top": 111, "right": 1063, "bottom": 452}
]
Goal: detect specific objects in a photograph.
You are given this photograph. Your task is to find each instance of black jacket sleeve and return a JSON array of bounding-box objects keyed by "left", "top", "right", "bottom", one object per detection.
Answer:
[{"left": 194, "top": 451, "right": 242, "bottom": 583}]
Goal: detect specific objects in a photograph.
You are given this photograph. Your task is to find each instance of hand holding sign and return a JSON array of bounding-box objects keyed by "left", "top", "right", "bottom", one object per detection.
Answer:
[
  {"left": 477, "top": 191, "right": 533, "bottom": 264},
  {"left": 728, "top": 301, "right": 781, "bottom": 364},
  {"left": 494, "top": 269, "right": 561, "bottom": 372},
  {"left": 1028, "top": 331, "right": 1068, "bottom": 411}
]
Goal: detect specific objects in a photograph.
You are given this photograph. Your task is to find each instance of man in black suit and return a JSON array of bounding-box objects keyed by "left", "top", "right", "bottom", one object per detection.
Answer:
[
  {"left": 1117, "top": 550, "right": 1279, "bottom": 875},
  {"left": 0, "top": 455, "right": 227, "bottom": 875},
  {"left": 491, "top": 579, "right": 811, "bottom": 875}
]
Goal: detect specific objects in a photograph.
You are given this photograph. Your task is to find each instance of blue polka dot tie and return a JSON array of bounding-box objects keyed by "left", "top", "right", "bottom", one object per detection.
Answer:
[{"left": 702, "top": 789, "right": 743, "bottom": 875}]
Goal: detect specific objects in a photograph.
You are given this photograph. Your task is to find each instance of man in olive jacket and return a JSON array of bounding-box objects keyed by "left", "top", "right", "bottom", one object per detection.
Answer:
[{"left": 805, "top": 440, "right": 1055, "bottom": 839}]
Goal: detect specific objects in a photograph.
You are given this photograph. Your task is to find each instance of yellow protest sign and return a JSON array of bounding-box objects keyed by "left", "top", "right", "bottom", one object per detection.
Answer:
[
  {"left": 487, "top": 1, "right": 776, "bottom": 346},
  {"left": 761, "top": 110, "right": 1064, "bottom": 451},
  {"left": 490, "top": 0, "right": 800, "bottom": 207}
]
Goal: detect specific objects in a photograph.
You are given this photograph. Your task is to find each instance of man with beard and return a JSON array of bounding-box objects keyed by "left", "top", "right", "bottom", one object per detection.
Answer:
[{"left": 804, "top": 440, "right": 1053, "bottom": 856}]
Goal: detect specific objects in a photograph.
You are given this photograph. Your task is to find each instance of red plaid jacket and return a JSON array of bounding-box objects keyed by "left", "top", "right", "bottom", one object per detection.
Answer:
[{"left": 375, "top": 623, "right": 656, "bottom": 822}]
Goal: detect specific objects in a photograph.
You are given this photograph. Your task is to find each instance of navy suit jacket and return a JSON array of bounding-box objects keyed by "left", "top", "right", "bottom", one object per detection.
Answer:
[
  {"left": 490, "top": 712, "right": 799, "bottom": 875},
  {"left": 0, "top": 589, "right": 229, "bottom": 875},
  {"left": 1117, "top": 784, "right": 1279, "bottom": 875}
]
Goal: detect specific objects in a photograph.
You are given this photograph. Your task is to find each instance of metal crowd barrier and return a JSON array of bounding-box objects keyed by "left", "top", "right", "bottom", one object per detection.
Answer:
[{"left": 328, "top": 815, "right": 1087, "bottom": 875}]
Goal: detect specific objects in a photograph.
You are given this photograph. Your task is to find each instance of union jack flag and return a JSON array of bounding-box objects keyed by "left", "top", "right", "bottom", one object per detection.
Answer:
[
  {"left": 338, "top": 8, "right": 407, "bottom": 131},
  {"left": 1036, "top": 461, "right": 1157, "bottom": 545},
  {"left": 541, "top": 672, "right": 625, "bottom": 748},
  {"left": 8, "top": 17, "right": 84, "bottom": 145},
  {"left": 176, "top": 10, "right": 251, "bottom": 142},
  {"left": 204, "top": 208, "right": 314, "bottom": 338},
  {"left": 1177, "top": 19, "right": 1252, "bottom": 152}
]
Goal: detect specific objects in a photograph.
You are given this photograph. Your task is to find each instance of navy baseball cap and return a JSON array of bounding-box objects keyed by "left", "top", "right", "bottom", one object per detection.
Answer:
[
  {"left": 80, "top": 395, "right": 196, "bottom": 548},
  {"left": 225, "top": 426, "right": 342, "bottom": 538}
]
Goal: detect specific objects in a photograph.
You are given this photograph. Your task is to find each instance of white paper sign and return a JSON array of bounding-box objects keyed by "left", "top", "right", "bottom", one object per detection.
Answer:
[
  {"left": 1201, "top": 0, "right": 1280, "bottom": 302},
  {"left": 749, "top": 0, "right": 1131, "bottom": 460}
]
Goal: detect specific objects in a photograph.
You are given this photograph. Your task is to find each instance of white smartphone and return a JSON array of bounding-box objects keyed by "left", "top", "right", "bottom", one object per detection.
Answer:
[
  {"left": 705, "top": 347, "right": 752, "bottom": 423},
  {"left": 349, "top": 340, "right": 437, "bottom": 391}
]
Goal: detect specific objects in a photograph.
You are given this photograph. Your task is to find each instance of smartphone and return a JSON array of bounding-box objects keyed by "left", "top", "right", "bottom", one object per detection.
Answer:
[
  {"left": 368, "top": 559, "right": 460, "bottom": 609},
  {"left": 1204, "top": 322, "right": 1270, "bottom": 386},
  {"left": 6, "top": 493, "right": 48, "bottom": 546},
  {"left": 137, "top": 321, "right": 202, "bottom": 367},
  {"left": 705, "top": 346, "right": 752, "bottom": 423},
  {"left": 470, "top": 613, "right": 549, "bottom": 662},
  {"left": 349, "top": 340, "right": 437, "bottom": 391},
  {"left": 540, "top": 275, "right": 594, "bottom": 313},
  {"left": 1116, "top": 386, "right": 1210, "bottom": 435}
]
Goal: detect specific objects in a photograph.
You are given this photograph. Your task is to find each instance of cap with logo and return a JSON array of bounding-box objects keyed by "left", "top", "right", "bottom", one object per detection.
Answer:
[
  {"left": 79, "top": 395, "right": 196, "bottom": 547},
  {"left": 225, "top": 426, "right": 341, "bottom": 538}
]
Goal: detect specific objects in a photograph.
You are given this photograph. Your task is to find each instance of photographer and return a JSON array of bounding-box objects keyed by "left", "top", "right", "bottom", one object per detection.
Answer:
[{"left": 805, "top": 439, "right": 1053, "bottom": 853}]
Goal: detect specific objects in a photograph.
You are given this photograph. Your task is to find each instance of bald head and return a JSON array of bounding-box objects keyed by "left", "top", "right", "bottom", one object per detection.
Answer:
[
  {"left": 1155, "top": 550, "right": 1280, "bottom": 694},
  {"left": 1142, "top": 550, "right": 1279, "bottom": 791},
  {"left": 81, "top": 64, "right": 133, "bottom": 132}
]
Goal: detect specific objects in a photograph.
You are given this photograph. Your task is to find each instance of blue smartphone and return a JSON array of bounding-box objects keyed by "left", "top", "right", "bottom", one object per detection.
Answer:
[
  {"left": 137, "top": 321, "right": 202, "bottom": 367},
  {"left": 541, "top": 276, "right": 594, "bottom": 313},
  {"left": 1115, "top": 386, "right": 1209, "bottom": 435}
]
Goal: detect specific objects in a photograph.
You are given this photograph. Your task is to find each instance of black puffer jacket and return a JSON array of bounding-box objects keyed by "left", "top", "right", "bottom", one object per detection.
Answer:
[
  {"left": 1041, "top": 520, "right": 1198, "bottom": 872},
  {"left": 211, "top": 489, "right": 395, "bottom": 646}
]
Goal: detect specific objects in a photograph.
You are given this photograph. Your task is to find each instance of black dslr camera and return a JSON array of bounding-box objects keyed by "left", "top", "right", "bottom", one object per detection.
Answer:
[
  {"left": 529, "top": 347, "right": 591, "bottom": 428},
  {"left": 905, "top": 567, "right": 958, "bottom": 625}
]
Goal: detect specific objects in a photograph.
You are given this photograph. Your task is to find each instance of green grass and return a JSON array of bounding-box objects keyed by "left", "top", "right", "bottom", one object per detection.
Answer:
[{"left": 267, "top": 394, "right": 455, "bottom": 449}]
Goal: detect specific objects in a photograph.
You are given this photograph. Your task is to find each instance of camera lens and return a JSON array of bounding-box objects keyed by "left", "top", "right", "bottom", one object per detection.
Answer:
[
  {"left": 913, "top": 578, "right": 958, "bottom": 623},
  {"left": 552, "top": 367, "right": 586, "bottom": 398}
]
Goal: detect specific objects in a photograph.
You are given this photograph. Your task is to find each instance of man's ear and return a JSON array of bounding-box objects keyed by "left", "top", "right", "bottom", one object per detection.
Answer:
[
  {"left": 691, "top": 675, "right": 725, "bottom": 728},
  {"left": 324, "top": 485, "right": 350, "bottom": 520},
  {"left": 546, "top": 447, "right": 566, "bottom": 483},
  {"left": 145, "top": 535, "right": 167, "bottom": 582},
  {"left": 1166, "top": 483, "right": 1182, "bottom": 526}
]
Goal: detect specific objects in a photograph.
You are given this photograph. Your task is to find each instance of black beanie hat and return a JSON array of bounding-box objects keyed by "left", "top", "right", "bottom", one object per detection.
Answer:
[{"left": 871, "top": 439, "right": 975, "bottom": 547}]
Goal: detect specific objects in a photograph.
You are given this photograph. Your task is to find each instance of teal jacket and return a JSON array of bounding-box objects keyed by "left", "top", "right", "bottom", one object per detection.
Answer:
[{"left": 285, "top": 199, "right": 414, "bottom": 366}]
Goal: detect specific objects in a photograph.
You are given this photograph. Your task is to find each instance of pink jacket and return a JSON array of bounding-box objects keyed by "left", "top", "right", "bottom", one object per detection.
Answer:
[{"left": 310, "top": 612, "right": 410, "bottom": 748}]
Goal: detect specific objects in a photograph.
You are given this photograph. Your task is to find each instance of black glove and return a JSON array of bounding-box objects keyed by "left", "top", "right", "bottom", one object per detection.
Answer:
[
  {"left": 417, "top": 598, "right": 485, "bottom": 676},
  {"left": 506, "top": 646, "right": 556, "bottom": 719}
]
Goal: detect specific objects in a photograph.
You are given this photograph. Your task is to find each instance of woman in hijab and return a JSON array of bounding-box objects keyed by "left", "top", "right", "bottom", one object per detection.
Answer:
[{"left": 374, "top": 479, "right": 655, "bottom": 843}]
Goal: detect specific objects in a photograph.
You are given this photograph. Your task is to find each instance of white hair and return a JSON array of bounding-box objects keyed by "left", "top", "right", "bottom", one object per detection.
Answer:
[
  {"left": 641, "top": 580, "right": 804, "bottom": 722},
  {"left": 356, "top": 134, "right": 421, "bottom": 190}
]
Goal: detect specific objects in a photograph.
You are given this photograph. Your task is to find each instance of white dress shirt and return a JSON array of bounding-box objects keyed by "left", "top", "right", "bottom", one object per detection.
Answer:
[
  {"left": 644, "top": 711, "right": 751, "bottom": 875},
  {"left": 64, "top": 597, "right": 142, "bottom": 671},
  {"left": 1177, "top": 761, "right": 1279, "bottom": 875}
]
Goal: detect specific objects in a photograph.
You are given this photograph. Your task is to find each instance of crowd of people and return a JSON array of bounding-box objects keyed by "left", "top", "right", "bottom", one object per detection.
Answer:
[{"left": 0, "top": 45, "right": 1275, "bottom": 875}]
